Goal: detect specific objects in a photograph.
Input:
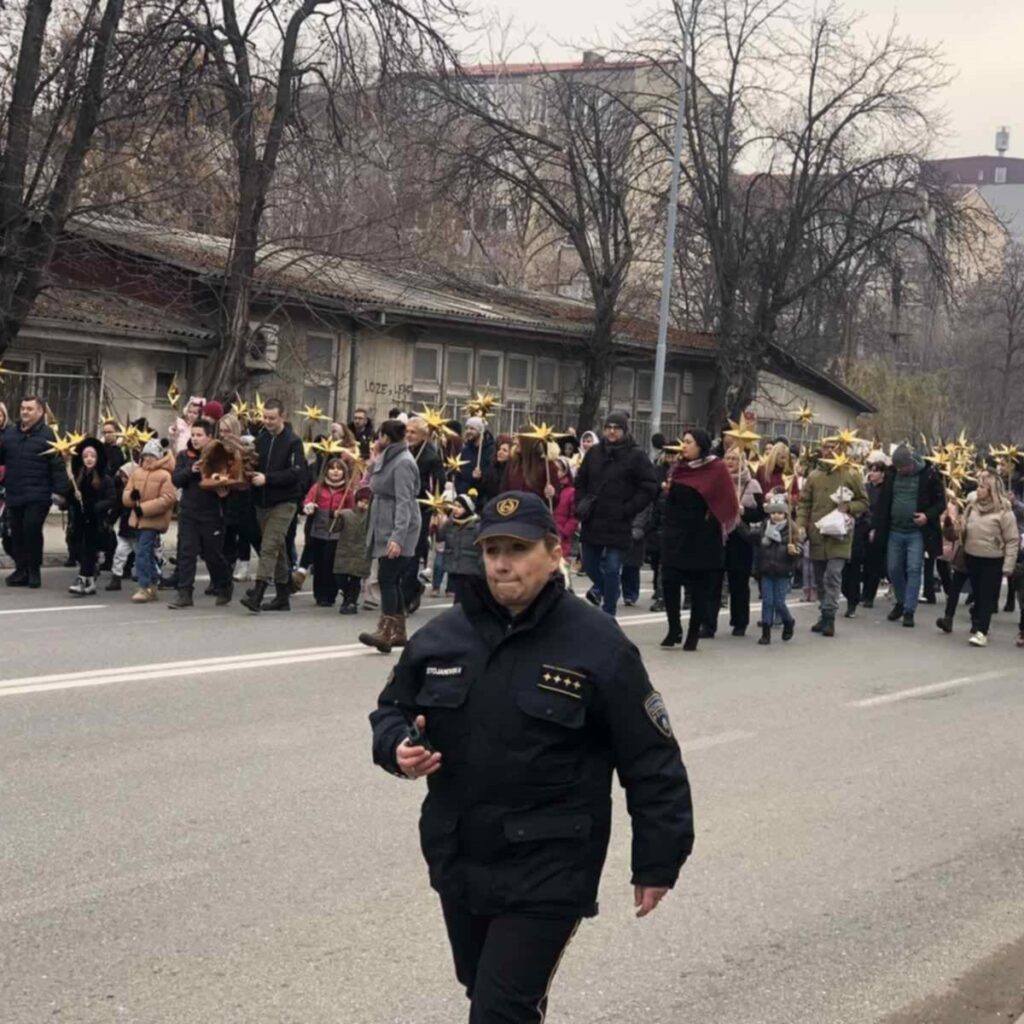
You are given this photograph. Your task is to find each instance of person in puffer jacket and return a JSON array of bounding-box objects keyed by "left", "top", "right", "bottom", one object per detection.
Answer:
[
  {"left": 436, "top": 493, "right": 482, "bottom": 605},
  {"left": 301, "top": 456, "right": 355, "bottom": 606},
  {"left": 753, "top": 493, "right": 798, "bottom": 645},
  {"left": 123, "top": 440, "right": 176, "bottom": 603}
]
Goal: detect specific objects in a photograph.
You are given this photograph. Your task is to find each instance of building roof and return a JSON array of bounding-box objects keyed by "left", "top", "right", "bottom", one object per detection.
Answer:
[
  {"left": 767, "top": 344, "right": 876, "bottom": 415},
  {"left": 462, "top": 59, "right": 655, "bottom": 78},
  {"left": 977, "top": 184, "right": 1024, "bottom": 244},
  {"left": 923, "top": 155, "right": 1024, "bottom": 187},
  {"left": 29, "top": 283, "right": 211, "bottom": 343},
  {"left": 66, "top": 214, "right": 715, "bottom": 354}
]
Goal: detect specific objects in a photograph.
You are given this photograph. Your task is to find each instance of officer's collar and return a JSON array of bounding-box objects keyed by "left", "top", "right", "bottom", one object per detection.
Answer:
[{"left": 463, "top": 574, "right": 566, "bottom": 635}]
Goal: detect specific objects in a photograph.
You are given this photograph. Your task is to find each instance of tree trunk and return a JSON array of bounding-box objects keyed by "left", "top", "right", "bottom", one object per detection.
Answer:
[{"left": 576, "top": 293, "right": 616, "bottom": 433}]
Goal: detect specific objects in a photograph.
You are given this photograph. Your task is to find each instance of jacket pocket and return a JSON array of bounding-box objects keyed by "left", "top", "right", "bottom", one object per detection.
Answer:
[
  {"left": 516, "top": 687, "right": 585, "bottom": 729},
  {"left": 415, "top": 669, "right": 471, "bottom": 709},
  {"left": 503, "top": 813, "right": 592, "bottom": 843}
]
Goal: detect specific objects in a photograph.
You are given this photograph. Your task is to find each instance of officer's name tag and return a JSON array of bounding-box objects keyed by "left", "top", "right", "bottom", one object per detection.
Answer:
[{"left": 425, "top": 665, "right": 464, "bottom": 678}]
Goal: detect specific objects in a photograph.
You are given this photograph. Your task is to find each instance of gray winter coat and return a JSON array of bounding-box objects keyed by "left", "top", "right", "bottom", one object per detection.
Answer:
[
  {"left": 438, "top": 516, "right": 483, "bottom": 576},
  {"left": 366, "top": 441, "right": 421, "bottom": 558}
]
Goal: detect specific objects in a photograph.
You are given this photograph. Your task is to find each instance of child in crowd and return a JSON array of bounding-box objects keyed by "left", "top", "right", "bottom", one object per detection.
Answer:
[
  {"left": 301, "top": 457, "right": 354, "bottom": 606},
  {"left": 333, "top": 486, "right": 373, "bottom": 614},
  {"left": 106, "top": 461, "right": 139, "bottom": 590},
  {"left": 123, "top": 440, "right": 176, "bottom": 603},
  {"left": 754, "top": 493, "right": 797, "bottom": 645},
  {"left": 437, "top": 493, "right": 482, "bottom": 604},
  {"left": 67, "top": 439, "right": 115, "bottom": 597},
  {"left": 553, "top": 457, "right": 578, "bottom": 561}
]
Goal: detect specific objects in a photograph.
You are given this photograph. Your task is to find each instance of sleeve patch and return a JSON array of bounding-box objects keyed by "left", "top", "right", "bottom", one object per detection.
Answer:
[{"left": 643, "top": 691, "right": 673, "bottom": 739}]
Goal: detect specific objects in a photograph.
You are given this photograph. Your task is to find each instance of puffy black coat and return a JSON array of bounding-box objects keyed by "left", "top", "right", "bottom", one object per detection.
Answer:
[
  {"left": 752, "top": 521, "right": 797, "bottom": 578},
  {"left": 0, "top": 419, "right": 67, "bottom": 507},
  {"left": 252, "top": 424, "right": 305, "bottom": 507},
  {"left": 661, "top": 480, "right": 725, "bottom": 573},
  {"left": 370, "top": 576, "right": 693, "bottom": 918},
  {"left": 69, "top": 440, "right": 116, "bottom": 532},
  {"left": 173, "top": 447, "right": 224, "bottom": 521},
  {"left": 575, "top": 439, "right": 658, "bottom": 550},
  {"left": 454, "top": 433, "right": 495, "bottom": 495}
]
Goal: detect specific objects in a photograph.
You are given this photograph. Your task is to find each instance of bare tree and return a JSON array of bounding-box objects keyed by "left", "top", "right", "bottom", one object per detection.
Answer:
[{"left": 634, "top": 0, "right": 957, "bottom": 430}]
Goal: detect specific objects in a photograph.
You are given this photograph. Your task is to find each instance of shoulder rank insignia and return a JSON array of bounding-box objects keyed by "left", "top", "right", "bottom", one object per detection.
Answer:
[
  {"left": 539, "top": 664, "right": 586, "bottom": 700},
  {"left": 644, "top": 691, "right": 673, "bottom": 738}
]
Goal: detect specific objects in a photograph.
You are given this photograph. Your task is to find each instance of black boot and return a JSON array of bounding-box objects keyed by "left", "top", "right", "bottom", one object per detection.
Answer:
[
  {"left": 204, "top": 583, "right": 217, "bottom": 596},
  {"left": 887, "top": 604, "right": 904, "bottom": 622},
  {"left": 757, "top": 624, "right": 771, "bottom": 645},
  {"left": 261, "top": 583, "right": 291, "bottom": 611},
  {"left": 811, "top": 616, "right": 826, "bottom": 633},
  {"left": 215, "top": 583, "right": 233, "bottom": 607},
  {"left": 781, "top": 619, "right": 795, "bottom": 642},
  {"left": 844, "top": 601, "right": 857, "bottom": 619},
  {"left": 5, "top": 568, "right": 29, "bottom": 587},
  {"left": 105, "top": 574, "right": 122, "bottom": 591},
  {"left": 660, "top": 625, "right": 683, "bottom": 648},
  {"left": 936, "top": 616, "right": 953, "bottom": 633},
  {"left": 731, "top": 625, "right": 746, "bottom": 637},
  {"left": 168, "top": 589, "right": 194, "bottom": 609},
  {"left": 27, "top": 567, "right": 41, "bottom": 588},
  {"left": 240, "top": 579, "right": 267, "bottom": 613},
  {"left": 821, "top": 614, "right": 836, "bottom": 637}
]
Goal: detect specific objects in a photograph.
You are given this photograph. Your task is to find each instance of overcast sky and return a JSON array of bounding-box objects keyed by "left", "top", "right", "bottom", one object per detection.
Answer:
[{"left": 473, "top": 0, "right": 1021, "bottom": 160}]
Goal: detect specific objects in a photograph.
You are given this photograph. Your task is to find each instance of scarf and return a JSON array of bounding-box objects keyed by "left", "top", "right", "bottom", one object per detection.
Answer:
[{"left": 670, "top": 455, "right": 741, "bottom": 538}]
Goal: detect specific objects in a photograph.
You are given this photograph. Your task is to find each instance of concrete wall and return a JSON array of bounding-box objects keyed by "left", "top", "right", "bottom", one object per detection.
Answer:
[{"left": 751, "top": 370, "right": 861, "bottom": 441}]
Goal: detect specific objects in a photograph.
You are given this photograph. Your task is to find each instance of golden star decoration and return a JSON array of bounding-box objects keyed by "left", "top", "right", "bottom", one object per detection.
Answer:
[
  {"left": 517, "top": 422, "right": 569, "bottom": 446},
  {"left": 418, "top": 489, "right": 452, "bottom": 516},
  {"left": 166, "top": 379, "right": 182, "bottom": 409},
  {"left": 796, "top": 403, "right": 814, "bottom": 427},
  {"left": 420, "top": 404, "right": 458, "bottom": 440},
  {"left": 819, "top": 452, "right": 854, "bottom": 472},
  {"left": 662, "top": 437, "right": 687, "bottom": 454},
  {"left": 301, "top": 404, "right": 329, "bottom": 424},
  {"left": 251, "top": 393, "right": 267, "bottom": 425},
  {"left": 445, "top": 455, "right": 470, "bottom": 475},
  {"left": 822, "top": 428, "right": 859, "bottom": 450},
  {"left": 42, "top": 433, "right": 80, "bottom": 459},
  {"left": 723, "top": 419, "right": 761, "bottom": 450},
  {"left": 464, "top": 392, "right": 501, "bottom": 419}
]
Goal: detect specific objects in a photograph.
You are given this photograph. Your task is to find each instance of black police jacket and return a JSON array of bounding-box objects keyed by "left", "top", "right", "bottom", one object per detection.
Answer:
[{"left": 369, "top": 576, "right": 694, "bottom": 918}]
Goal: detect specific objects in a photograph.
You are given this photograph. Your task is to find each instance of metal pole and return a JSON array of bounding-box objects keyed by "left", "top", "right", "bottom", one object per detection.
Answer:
[{"left": 650, "top": 48, "right": 688, "bottom": 448}]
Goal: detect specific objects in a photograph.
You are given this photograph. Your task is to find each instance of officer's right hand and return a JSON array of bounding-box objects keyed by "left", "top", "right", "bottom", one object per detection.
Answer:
[{"left": 396, "top": 715, "right": 442, "bottom": 779}]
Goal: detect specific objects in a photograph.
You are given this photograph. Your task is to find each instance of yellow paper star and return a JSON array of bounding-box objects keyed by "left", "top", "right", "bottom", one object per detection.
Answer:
[
  {"left": 66, "top": 431, "right": 86, "bottom": 447},
  {"left": 445, "top": 454, "right": 470, "bottom": 475},
  {"left": 796, "top": 403, "right": 814, "bottom": 427},
  {"left": 723, "top": 419, "right": 761, "bottom": 450},
  {"left": 301, "top": 404, "right": 329, "bottom": 424},
  {"left": 166, "top": 379, "right": 182, "bottom": 409},
  {"left": 823, "top": 429, "right": 859, "bottom": 450},
  {"left": 42, "top": 433, "right": 80, "bottom": 459},
  {"left": 517, "top": 422, "right": 569, "bottom": 445},
  {"left": 464, "top": 392, "right": 501, "bottom": 419},
  {"left": 662, "top": 437, "right": 687, "bottom": 454},
  {"left": 251, "top": 393, "right": 266, "bottom": 424},
  {"left": 819, "top": 452, "right": 853, "bottom": 472},
  {"left": 313, "top": 438, "right": 348, "bottom": 457},
  {"left": 417, "top": 489, "right": 452, "bottom": 515},
  {"left": 420, "top": 404, "right": 458, "bottom": 439}
]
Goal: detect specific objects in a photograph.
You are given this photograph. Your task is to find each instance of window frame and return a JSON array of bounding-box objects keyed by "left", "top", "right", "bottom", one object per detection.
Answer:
[
  {"left": 444, "top": 346, "right": 474, "bottom": 395},
  {"left": 506, "top": 354, "right": 532, "bottom": 395},
  {"left": 413, "top": 343, "right": 442, "bottom": 386},
  {"left": 475, "top": 350, "right": 503, "bottom": 391},
  {"left": 535, "top": 357, "right": 558, "bottom": 396}
]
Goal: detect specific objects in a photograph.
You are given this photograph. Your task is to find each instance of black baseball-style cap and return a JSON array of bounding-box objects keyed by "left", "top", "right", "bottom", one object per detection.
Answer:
[{"left": 476, "top": 491, "right": 558, "bottom": 544}]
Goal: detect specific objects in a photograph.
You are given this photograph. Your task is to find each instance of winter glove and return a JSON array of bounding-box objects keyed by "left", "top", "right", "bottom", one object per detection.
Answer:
[{"left": 130, "top": 488, "right": 141, "bottom": 502}]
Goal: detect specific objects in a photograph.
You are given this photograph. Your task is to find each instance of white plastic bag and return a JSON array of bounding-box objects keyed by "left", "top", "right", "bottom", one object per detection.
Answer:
[{"left": 815, "top": 509, "right": 850, "bottom": 538}]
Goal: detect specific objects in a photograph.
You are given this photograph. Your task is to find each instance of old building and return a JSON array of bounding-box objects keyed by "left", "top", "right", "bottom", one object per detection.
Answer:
[{"left": 0, "top": 215, "right": 872, "bottom": 442}]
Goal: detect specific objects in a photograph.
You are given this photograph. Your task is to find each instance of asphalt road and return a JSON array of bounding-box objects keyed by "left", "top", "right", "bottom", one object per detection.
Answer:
[{"left": 2, "top": 569, "right": 1023, "bottom": 1024}]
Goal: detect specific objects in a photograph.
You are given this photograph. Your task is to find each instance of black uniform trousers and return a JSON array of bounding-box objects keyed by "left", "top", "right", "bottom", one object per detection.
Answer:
[
  {"left": 9, "top": 502, "right": 49, "bottom": 572},
  {"left": 441, "top": 898, "right": 580, "bottom": 1024},
  {"left": 176, "top": 515, "right": 230, "bottom": 593}
]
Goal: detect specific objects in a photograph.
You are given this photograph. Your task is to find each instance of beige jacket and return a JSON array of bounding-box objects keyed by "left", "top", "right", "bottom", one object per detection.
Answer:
[
  {"left": 123, "top": 453, "right": 177, "bottom": 532},
  {"left": 960, "top": 495, "right": 1019, "bottom": 575}
]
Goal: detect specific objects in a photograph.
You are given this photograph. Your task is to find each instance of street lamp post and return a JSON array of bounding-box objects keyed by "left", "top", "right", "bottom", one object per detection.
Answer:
[{"left": 650, "top": 49, "right": 688, "bottom": 449}]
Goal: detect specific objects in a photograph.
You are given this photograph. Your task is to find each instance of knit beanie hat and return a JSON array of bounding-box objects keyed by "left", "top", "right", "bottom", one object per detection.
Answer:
[
  {"left": 354, "top": 485, "right": 372, "bottom": 502},
  {"left": 764, "top": 493, "right": 790, "bottom": 514},
  {"left": 604, "top": 411, "right": 629, "bottom": 431},
  {"left": 891, "top": 444, "right": 914, "bottom": 469},
  {"left": 455, "top": 493, "right": 476, "bottom": 515},
  {"left": 865, "top": 450, "right": 891, "bottom": 468},
  {"left": 142, "top": 439, "right": 163, "bottom": 459},
  {"left": 465, "top": 417, "right": 485, "bottom": 434},
  {"left": 203, "top": 400, "right": 224, "bottom": 422}
]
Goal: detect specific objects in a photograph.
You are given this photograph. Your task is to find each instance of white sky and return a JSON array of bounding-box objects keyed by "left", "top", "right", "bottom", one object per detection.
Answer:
[{"left": 471, "top": 0, "right": 1022, "bottom": 159}]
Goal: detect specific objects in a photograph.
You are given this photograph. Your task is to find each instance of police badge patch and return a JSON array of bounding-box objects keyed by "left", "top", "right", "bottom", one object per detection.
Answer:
[{"left": 643, "top": 691, "right": 673, "bottom": 738}]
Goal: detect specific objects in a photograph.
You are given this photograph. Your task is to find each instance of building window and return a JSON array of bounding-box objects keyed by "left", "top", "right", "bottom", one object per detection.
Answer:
[
  {"left": 611, "top": 367, "right": 634, "bottom": 408},
  {"left": 995, "top": 166, "right": 1007, "bottom": 184},
  {"left": 305, "top": 334, "right": 338, "bottom": 418},
  {"left": 414, "top": 344, "right": 441, "bottom": 385},
  {"left": 535, "top": 358, "right": 558, "bottom": 394},
  {"left": 43, "top": 361, "right": 90, "bottom": 428},
  {"left": 682, "top": 370, "right": 694, "bottom": 395},
  {"left": 507, "top": 355, "right": 531, "bottom": 393},
  {"left": 0, "top": 357, "right": 33, "bottom": 411},
  {"left": 560, "top": 362, "right": 583, "bottom": 400},
  {"left": 663, "top": 373, "right": 679, "bottom": 407},
  {"left": 306, "top": 335, "right": 335, "bottom": 376},
  {"left": 445, "top": 348, "right": 473, "bottom": 392},
  {"left": 155, "top": 370, "right": 177, "bottom": 407},
  {"left": 476, "top": 351, "right": 502, "bottom": 389}
]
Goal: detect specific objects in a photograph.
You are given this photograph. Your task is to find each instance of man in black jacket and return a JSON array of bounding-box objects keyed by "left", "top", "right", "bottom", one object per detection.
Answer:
[
  {"left": 370, "top": 492, "right": 693, "bottom": 1023},
  {"left": 240, "top": 400, "right": 306, "bottom": 613},
  {"left": 168, "top": 418, "right": 231, "bottom": 609},
  {"left": 349, "top": 408, "right": 375, "bottom": 461},
  {"left": 401, "top": 416, "right": 444, "bottom": 612},
  {"left": 574, "top": 412, "right": 658, "bottom": 616},
  {"left": 872, "top": 444, "right": 946, "bottom": 627},
  {"left": 0, "top": 396, "right": 67, "bottom": 588}
]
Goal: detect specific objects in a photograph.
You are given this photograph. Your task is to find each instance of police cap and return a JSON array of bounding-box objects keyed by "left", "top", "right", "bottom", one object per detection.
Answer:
[{"left": 476, "top": 491, "right": 558, "bottom": 544}]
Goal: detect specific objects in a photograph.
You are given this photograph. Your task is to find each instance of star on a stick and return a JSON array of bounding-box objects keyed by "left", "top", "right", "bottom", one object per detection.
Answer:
[
  {"left": 418, "top": 489, "right": 452, "bottom": 516},
  {"left": 517, "top": 422, "right": 569, "bottom": 446}
]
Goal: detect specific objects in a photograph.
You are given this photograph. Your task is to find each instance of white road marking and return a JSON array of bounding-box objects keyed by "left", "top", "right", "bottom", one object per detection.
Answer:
[
  {"left": 0, "top": 604, "right": 109, "bottom": 616},
  {"left": 682, "top": 729, "right": 756, "bottom": 752},
  {"left": 0, "top": 642, "right": 374, "bottom": 698},
  {"left": 849, "top": 670, "right": 1015, "bottom": 708}
]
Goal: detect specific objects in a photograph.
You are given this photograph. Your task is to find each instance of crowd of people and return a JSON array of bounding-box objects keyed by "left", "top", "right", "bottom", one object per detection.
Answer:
[{"left": 2, "top": 391, "right": 1023, "bottom": 652}]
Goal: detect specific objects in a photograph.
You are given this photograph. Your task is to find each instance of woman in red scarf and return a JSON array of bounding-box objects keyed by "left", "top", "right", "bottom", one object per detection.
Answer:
[{"left": 660, "top": 429, "right": 741, "bottom": 650}]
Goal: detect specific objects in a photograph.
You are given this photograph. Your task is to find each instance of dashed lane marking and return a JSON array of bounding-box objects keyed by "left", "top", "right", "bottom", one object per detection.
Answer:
[
  {"left": 849, "top": 669, "right": 1015, "bottom": 708},
  {"left": 0, "top": 604, "right": 109, "bottom": 616}
]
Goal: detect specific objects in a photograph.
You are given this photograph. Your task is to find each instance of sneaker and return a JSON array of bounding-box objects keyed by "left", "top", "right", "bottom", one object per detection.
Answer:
[
  {"left": 429, "top": 589, "right": 441, "bottom": 598},
  {"left": 936, "top": 617, "right": 953, "bottom": 633},
  {"left": 623, "top": 598, "right": 636, "bottom": 607},
  {"left": 968, "top": 631, "right": 988, "bottom": 647},
  {"left": 902, "top": 612, "right": 915, "bottom": 628},
  {"left": 650, "top": 599, "right": 665, "bottom": 613},
  {"left": 886, "top": 604, "right": 904, "bottom": 622},
  {"left": 861, "top": 599, "right": 874, "bottom": 609}
]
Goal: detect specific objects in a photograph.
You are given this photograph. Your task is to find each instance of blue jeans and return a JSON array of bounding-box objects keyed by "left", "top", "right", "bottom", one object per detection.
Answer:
[
  {"left": 582, "top": 542, "right": 625, "bottom": 615},
  {"left": 887, "top": 529, "right": 924, "bottom": 614},
  {"left": 621, "top": 565, "right": 641, "bottom": 603},
  {"left": 136, "top": 529, "right": 160, "bottom": 588},
  {"left": 761, "top": 575, "right": 794, "bottom": 627},
  {"left": 432, "top": 550, "right": 446, "bottom": 591}
]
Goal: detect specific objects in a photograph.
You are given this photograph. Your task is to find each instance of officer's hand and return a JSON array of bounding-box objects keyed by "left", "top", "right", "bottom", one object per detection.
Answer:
[
  {"left": 634, "top": 885, "right": 670, "bottom": 918},
  {"left": 396, "top": 716, "right": 442, "bottom": 779}
]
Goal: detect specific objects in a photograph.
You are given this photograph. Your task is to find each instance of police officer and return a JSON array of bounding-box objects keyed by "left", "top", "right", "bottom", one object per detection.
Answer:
[{"left": 370, "top": 491, "right": 694, "bottom": 1023}]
